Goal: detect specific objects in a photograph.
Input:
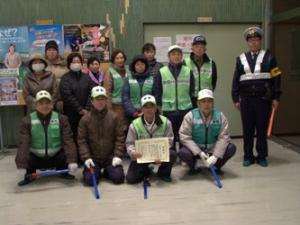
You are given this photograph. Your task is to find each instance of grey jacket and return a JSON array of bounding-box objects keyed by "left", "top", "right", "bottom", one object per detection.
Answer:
[
  {"left": 179, "top": 109, "right": 231, "bottom": 159},
  {"left": 126, "top": 115, "right": 174, "bottom": 158}
]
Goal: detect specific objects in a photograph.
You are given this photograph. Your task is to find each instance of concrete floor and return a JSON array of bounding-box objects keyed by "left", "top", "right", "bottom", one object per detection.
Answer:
[{"left": 0, "top": 138, "right": 300, "bottom": 225}]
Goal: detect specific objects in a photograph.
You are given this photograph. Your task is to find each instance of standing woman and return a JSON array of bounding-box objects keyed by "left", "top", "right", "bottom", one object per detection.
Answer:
[
  {"left": 87, "top": 57, "right": 104, "bottom": 87},
  {"left": 23, "top": 53, "right": 58, "bottom": 114},
  {"left": 103, "top": 49, "right": 129, "bottom": 130},
  {"left": 59, "top": 53, "right": 93, "bottom": 147},
  {"left": 122, "top": 55, "right": 154, "bottom": 122}
]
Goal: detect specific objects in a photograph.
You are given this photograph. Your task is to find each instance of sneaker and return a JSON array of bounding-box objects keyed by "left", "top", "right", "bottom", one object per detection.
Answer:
[
  {"left": 257, "top": 159, "right": 268, "bottom": 167},
  {"left": 159, "top": 176, "right": 172, "bottom": 182},
  {"left": 59, "top": 173, "right": 75, "bottom": 180},
  {"left": 188, "top": 167, "right": 202, "bottom": 175},
  {"left": 18, "top": 178, "right": 33, "bottom": 186},
  {"left": 243, "top": 159, "right": 254, "bottom": 167}
]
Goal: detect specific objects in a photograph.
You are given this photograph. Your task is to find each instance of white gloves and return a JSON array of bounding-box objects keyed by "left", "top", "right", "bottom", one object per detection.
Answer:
[
  {"left": 17, "top": 169, "right": 26, "bottom": 180},
  {"left": 112, "top": 157, "right": 122, "bottom": 167},
  {"left": 68, "top": 163, "right": 78, "bottom": 174},
  {"left": 199, "top": 151, "right": 209, "bottom": 165},
  {"left": 84, "top": 158, "right": 95, "bottom": 169},
  {"left": 206, "top": 155, "right": 218, "bottom": 168}
]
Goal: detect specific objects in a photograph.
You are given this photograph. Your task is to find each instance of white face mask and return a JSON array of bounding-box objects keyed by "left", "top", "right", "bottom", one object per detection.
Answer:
[
  {"left": 70, "top": 63, "right": 82, "bottom": 72},
  {"left": 32, "top": 63, "right": 45, "bottom": 73}
]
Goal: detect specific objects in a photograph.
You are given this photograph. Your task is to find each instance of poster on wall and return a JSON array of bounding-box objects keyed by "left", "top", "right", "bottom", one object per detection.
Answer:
[
  {"left": 0, "top": 77, "right": 18, "bottom": 105},
  {"left": 0, "top": 26, "right": 29, "bottom": 69},
  {"left": 176, "top": 34, "right": 198, "bottom": 57},
  {"left": 28, "top": 25, "right": 64, "bottom": 55},
  {"left": 63, "top": 24, "right": 111, "bottom": 62},
  {"left": 153, "top": 36, "right": 172, "bottom": 63}
]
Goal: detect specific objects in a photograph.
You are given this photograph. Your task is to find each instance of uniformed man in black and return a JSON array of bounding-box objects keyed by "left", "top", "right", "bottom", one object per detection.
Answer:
[{"left": 231, "top": 27, "right": 282, "bottom": 167}]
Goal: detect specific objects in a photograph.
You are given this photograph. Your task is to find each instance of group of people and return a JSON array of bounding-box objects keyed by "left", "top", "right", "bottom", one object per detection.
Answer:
[{"left": 15, "top": 26, "right": 282, "bottom": 187}]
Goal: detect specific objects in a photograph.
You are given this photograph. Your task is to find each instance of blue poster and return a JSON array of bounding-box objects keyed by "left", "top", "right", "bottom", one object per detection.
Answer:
[
  {"left": 28, "top": 25, "right": 64, "bottom": 55},
  {"left": 0, "top": 26, "right": 29, "bottom": 65}
]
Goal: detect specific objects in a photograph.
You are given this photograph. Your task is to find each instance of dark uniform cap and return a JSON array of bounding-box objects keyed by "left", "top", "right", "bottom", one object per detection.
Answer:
[
  {"left": 192, "top": 35, "right": 207, "bottom": 45},
  {"left": 45, "top": 40, "right": 59, "bottom": 52},
  {"left": 244, "top": 27, "right": 264, "bottom": 40}
]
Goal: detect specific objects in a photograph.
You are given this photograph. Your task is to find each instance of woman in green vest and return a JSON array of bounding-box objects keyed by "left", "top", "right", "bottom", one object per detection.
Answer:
[
  {"left": 122, "top": 55, "right": 155, "bottom": 122},
  {"left": 15, "top": 90, "right": 78, "bottom": 186},
  {"left": 178, "top": 89, "right": 236, "bottom": 175},
  {"left": 104, "top": 49, "right": 129, "bottom": 131}
]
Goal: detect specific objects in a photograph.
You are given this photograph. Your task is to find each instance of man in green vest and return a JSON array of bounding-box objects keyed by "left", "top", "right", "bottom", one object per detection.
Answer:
[
  {"left": 178, "top": 89, "right": 236, "bottom": 175},
  {"left": 126, "top": 95, "right": 177, "bottom": 184},
  {"left": 15, "top": 90, "right": 78, "bottom": 186},
  {"left": 154, "top": 45, "right": 196, "bottom": 150},
  {"left": 184, "top": 35, "right": 217, "bottom": 98}
]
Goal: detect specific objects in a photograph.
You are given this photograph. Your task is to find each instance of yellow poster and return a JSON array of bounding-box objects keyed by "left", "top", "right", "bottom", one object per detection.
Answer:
[{"left": 135, "top": 137, "right": 170, "bottom": 163}]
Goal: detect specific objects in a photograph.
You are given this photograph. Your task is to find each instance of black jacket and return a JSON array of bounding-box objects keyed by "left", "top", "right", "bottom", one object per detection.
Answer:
[
  {"left": 59, "top": 71, "right": 93, "bottom": 123},
  {"left": 231, "top": 49, "right": 282, "bottom": 103}
]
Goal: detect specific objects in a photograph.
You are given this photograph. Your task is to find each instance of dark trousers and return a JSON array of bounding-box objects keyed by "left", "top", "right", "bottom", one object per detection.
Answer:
[
  {"left": 178, "top": 143, "right": 236, "bottom": 170},
  {"left": 26, "top": 151, "right": 67, "bottom": 174},
  {"left": 126, "top": 149, "right": 177, "bottom": 183},
  {"left": 83, "top": 159, "right": 125, "bottom": 186},
  {"left": 164, "top": 110, "right": 189, "bottom": 150},
  {"left": 240, "top": 96, "right": 271, "bottom": 161}
]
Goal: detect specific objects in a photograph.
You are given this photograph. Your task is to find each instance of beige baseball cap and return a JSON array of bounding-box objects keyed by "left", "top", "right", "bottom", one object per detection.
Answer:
[
  {"left": 197, "top": 89, "right": 214, "bottom": 100},
  {"left": 91, "top": 86, "right": 107, "bottom": 98},
  {"left": 141, "top": 94, "right": 156, "bottom": 107},
  {"left": 35, "top": 90, "right": 52, "bottom": 102},
  {"left": 168, "top": 45, "right": 183, "bottom": 53}
]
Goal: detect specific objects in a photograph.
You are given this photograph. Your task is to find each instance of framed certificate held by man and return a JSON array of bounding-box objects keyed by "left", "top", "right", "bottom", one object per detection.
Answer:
[{"left": 135, "top": 137, "right": 170, "bottom": 163}]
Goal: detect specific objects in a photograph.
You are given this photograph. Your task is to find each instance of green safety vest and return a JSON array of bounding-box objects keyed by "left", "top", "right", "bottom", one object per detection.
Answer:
[
  {"left": 30, "top": 111, "right": 62, "bottom": 158},
  {"left": 184, "top": 57, "right": 213, "bottom": 96},
  {"left": 160, "top": 66, "right": 192, "bottom": 111},
  {"left": 109, "top": 67, "right": 130, "bottom": 104},
  {"left": 133, "top": 116, "right": 167, "bottom": 139},
  {"left": 128, "top": 74, "right": 153, "bottom": 109},
  {"left": 191, "top": 108, "right": 221, "bottom": 150}
]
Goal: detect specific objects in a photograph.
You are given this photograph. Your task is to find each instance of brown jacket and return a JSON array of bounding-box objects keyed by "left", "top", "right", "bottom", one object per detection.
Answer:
[
  {"left": 22, "top": 71, "right": 58, "bottom": 113},
  {"left": 103, "top": 64, "right": 127, "bottom": 109},
  {"left": 45, "top": 56, "right": 68, "bottom": 83},
  {"left": 78, "top": 107, "right": 125, "bottom": 162},
  {"left": 15, "top": 112, "right": 77, "bottom": 169}
]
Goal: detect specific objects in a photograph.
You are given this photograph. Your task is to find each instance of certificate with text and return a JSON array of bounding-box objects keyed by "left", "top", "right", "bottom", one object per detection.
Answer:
[{"left": 135, "top": 137, "right": 170, "bottom": 163}]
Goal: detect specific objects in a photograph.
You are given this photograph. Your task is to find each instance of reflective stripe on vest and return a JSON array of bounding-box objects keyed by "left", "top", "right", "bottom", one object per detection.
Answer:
[
  {"left": 109, "top": 67, "right": 130, "bottom": 104},
  {"left": 132, "top": 116, "right": 167, "bottom": 139},
  {"left": 160, "top": 66, "right": 192, "bottom": 111},
  {"left": 30, "top": 111, "right": 62, "bottom": 158},
  {"left": 191, "top": 108, "right": 221, "bottom": 150},
  {"left": 239, "top": 50, "right": 271, "bottom": 82},
  {"left": 128, "top": 74, "right": 153, "bottom": 109},
  {"left": 184, "top": 57, "right": 213, "bottom": 96}
]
